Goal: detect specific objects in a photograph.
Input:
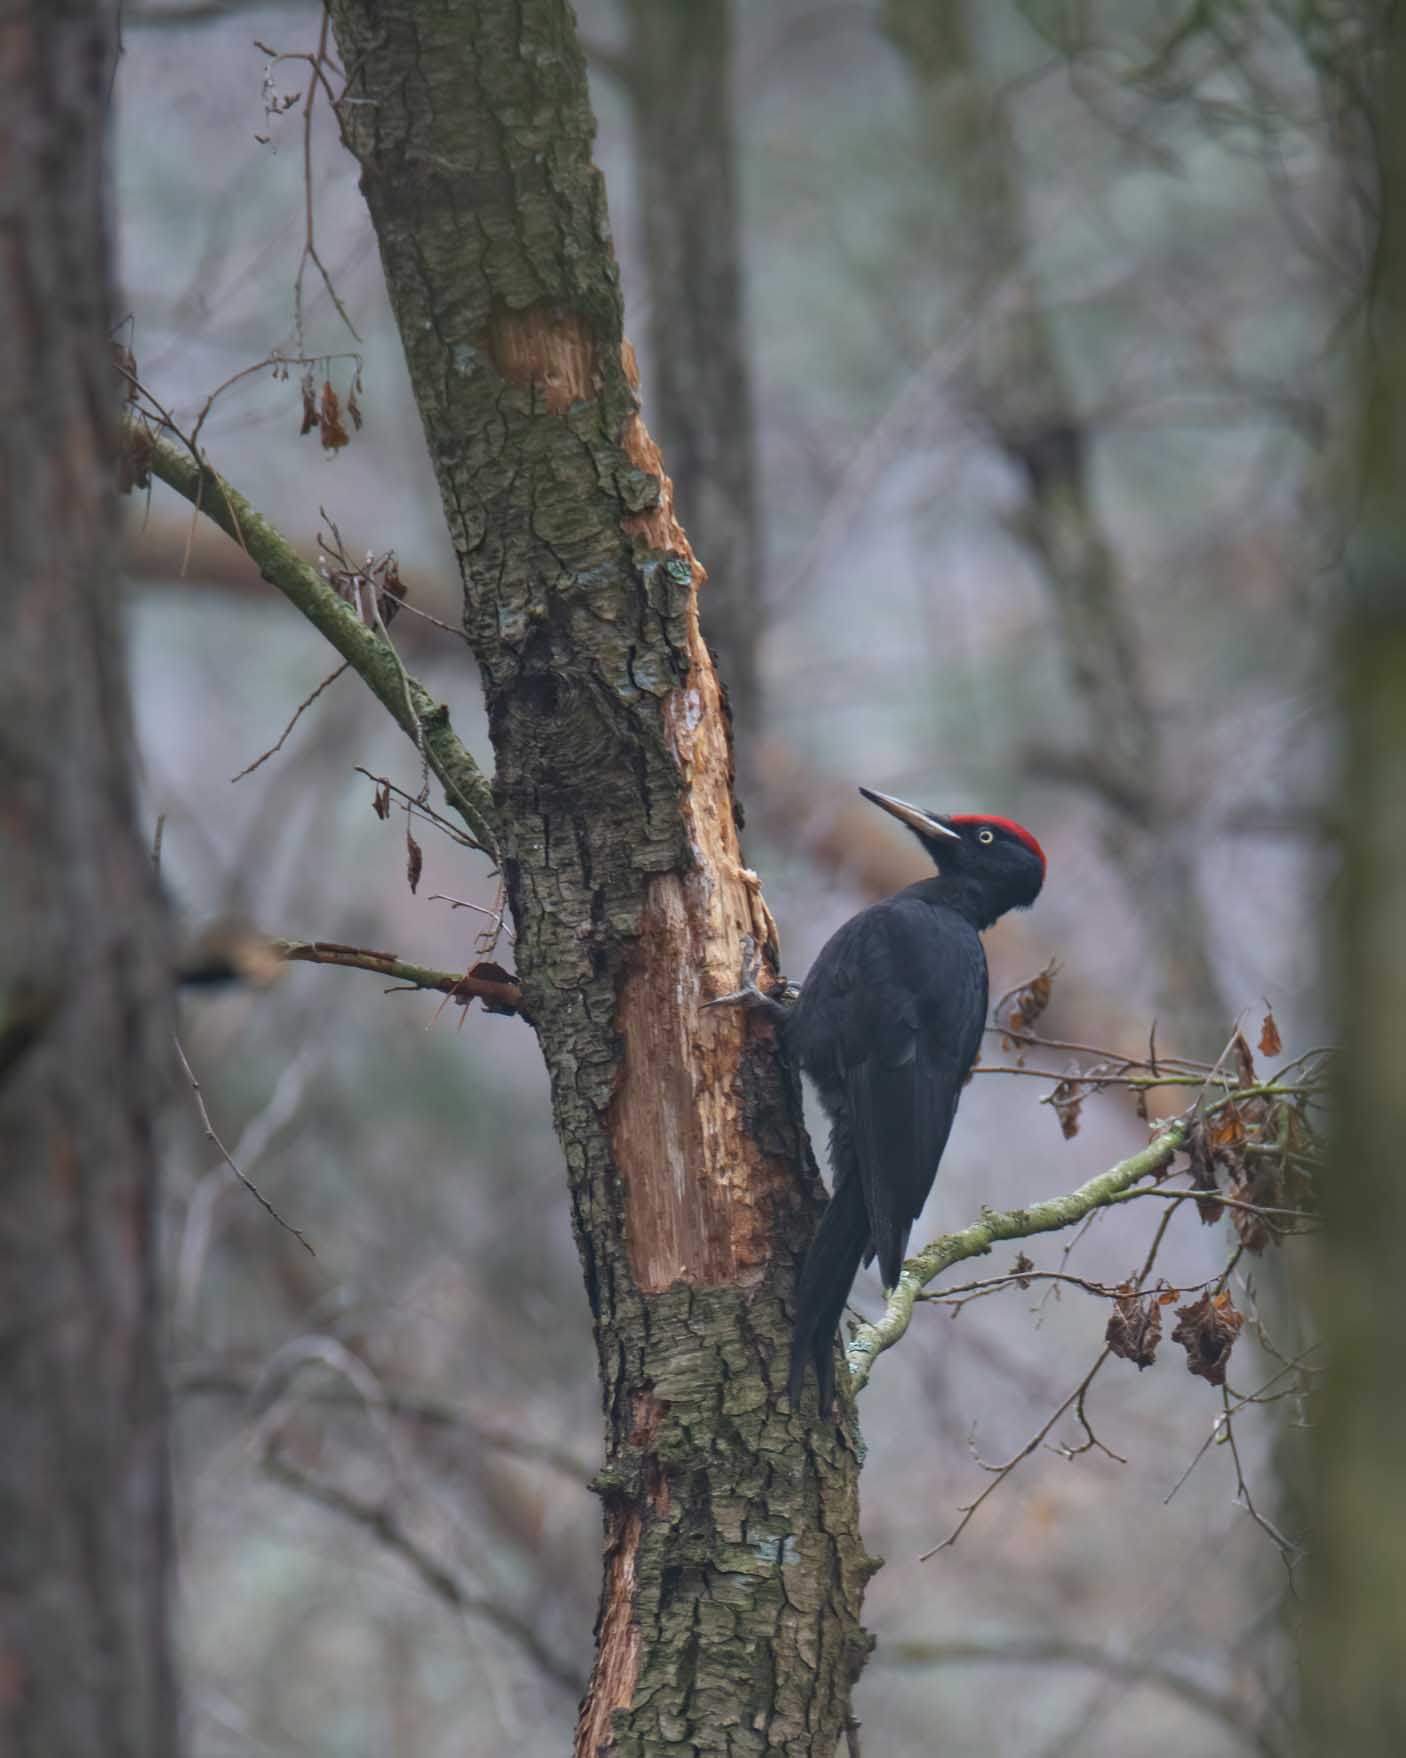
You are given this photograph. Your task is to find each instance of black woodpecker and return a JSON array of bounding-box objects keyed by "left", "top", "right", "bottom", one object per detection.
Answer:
[{"left": 777, "top": 788, "right": 1046, "bottom": 1414}]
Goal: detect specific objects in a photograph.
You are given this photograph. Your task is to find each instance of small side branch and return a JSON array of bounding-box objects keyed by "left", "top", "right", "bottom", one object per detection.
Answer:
[
  {"left": 275, "top": 939, "right": 523, "bottom": 1015},
  {"left": 264, "top": 1453, "right": 583, "bottom": 1695},
  {"left": 879, "top": 1637, "right": 1280, "bottom": 1758},
  {"left": 845, "top": 1121, "right": 1188, "bottom": 1395},
  {"left": 126, "top": 420, "right": 498, "bottom": 857}
]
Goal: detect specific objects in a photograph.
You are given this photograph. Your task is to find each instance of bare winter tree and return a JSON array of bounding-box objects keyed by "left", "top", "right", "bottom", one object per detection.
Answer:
[
  {"left": 111, "top": 0, "right": 1339, "bottom": 1750},
  {"left": 0, "top": 2, "right": 180, "bottom": 1754}
]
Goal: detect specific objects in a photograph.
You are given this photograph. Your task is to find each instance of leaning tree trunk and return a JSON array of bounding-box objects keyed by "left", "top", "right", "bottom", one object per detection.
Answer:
[
  {"left": 0, "top": 3, "right": 180, "bottom": 1754},
  {"left": 1306, "top": 17, "right": 1406, "bottom": 1751},
  {"left": 325, "top": 3, "right": 873, "bottom": 1751}
]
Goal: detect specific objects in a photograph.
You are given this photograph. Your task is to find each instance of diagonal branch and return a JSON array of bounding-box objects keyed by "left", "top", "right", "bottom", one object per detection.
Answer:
[
  {"left": 264, "top": 1452, "right": 583, "bottom": 1694},
  {"left": 845, "top": 1121, "right": 1188, "bottom": 1395},
  {"left": 274, "top": 938, "right": 523, "bottom": 1015},
  {"left": 125, "top": 420, "right": 499, "bottom": 858},
  {"left": 878, "top": 1637, "right": 1281, "bottom": 1758}
]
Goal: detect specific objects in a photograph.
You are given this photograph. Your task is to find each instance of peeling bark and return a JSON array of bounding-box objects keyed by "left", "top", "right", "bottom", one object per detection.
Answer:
[{"left": 325, "top": 1, "right": 874, "bottom": 1748}]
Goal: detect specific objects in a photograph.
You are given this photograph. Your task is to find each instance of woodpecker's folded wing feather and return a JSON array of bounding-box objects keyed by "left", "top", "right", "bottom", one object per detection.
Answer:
[{"left": 838, "top": 901, "right": 986, "bottom": 1289}]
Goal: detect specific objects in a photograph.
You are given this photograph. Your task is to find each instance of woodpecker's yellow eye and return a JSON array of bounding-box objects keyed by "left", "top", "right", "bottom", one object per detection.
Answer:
[{"left": 978, "top": 828, "right": 995, "bottom": 844}]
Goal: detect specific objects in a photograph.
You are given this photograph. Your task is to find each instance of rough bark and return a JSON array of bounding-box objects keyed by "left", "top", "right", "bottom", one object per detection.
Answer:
[
  {"left": 1306, "top": 17, "right": 1406, "bottom": 1749},
  {"left": 323, "top": 3, "right": 873, "bottom": 1751},
  {"left": 0, "top": 3, "right": 180, "bottom": 1753},
  {"left": 619, "top": 0, "right": 764, "bottom": 765},
  {"left": 883, "top": 0, "right": 1229, "bottom": 1051}
]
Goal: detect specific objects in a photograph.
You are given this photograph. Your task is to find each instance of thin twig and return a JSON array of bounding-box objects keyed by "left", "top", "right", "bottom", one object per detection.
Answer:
[
  {"left": 264, "top": 1452, "right": 582, "bottom": 1693},
  {"left": 173, "top": 1036, "right": 316, "bottom": 1255},
  {"left": 231, "top": 660, "right": 349, "bottom": 781}
]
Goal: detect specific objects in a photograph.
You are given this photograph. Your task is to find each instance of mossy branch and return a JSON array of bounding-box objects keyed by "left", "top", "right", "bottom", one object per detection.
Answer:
[
  {"left": 845, "top": 1120, "right": 1189, "bottom": 1395},
  {"left": 126, "top": 420, "right": 499, "bottom": 858}
]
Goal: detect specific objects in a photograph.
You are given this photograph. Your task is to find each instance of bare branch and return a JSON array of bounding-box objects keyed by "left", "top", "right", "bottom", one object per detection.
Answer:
[
  {"left": 878, "top": 1638, "right": 1282, "bottom": 1758},
  {"left": 845, "top": 1121, "right": 1189, "bottom": 1395},
  {"left": 173, "top": 1035, "right": 316, "bottom": 1255},
  {"left": 263, "top": 1452, "right": 583, "bottom": 1694},
  {"left": 123, "top": 418, "right": 498, "bottom": 856},
  {"left": 273, "top": 938, "right": 523, "bottom": 1015}
]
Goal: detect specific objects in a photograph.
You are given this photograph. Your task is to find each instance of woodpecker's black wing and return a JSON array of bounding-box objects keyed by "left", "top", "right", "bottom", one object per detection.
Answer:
[
  {"left": 786, "top": 892, "right": 989, "bottom": 1406},
  {"left": 839, "top": 896, "right": 988, "bottom": 1286}
]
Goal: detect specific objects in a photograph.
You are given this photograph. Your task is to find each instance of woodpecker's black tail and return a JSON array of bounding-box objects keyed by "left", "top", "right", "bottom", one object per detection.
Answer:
[{"left": 787, "top": 1173, "right": 869, "bottom": 1416}]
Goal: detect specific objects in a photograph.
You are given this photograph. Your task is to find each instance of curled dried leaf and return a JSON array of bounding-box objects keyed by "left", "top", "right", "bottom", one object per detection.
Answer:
[
  {"left": 319, "top": 381, "right": 350, "bottom": 450},
  {"left": 114, "top": 341, "right": 138, "bottom": 405},
  {"left": 1106, "top": 1291, "right": 1162, "bottom": 1370},
  {"left": 119, "top": 420, "right": 154, "bottom": 494},
  {"left": 1185, "top": 1123, "right": 1224, "bottom": 1225},
  {"left": 406, "top": 829, "right": 423, "bottom": 894},
  {"left": 1171, "top": 1290, "right": 1244, "bottom": 1387},
  {"left": 1231, "top": 1030, "right": 1256, "bottom": 1087},
  {"left": 1012, "top": 1252, "right": 1035, "bottom": 1290},
  {"left": 1258, "top": 1010, "right": 1282, "bottom": 1058},
  {"left": 371, "top": 778, "right": 391, "bottom": 821},
  {"left": 299, "top": 373, "right": 318, "bottom": 436},
  {"left": 1050, "top": 1078, "right": 1084, "bottom": 1140}
]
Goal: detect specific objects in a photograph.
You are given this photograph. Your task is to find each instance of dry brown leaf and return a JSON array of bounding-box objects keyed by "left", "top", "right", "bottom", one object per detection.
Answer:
[
  {"left": 1171, "top": 1290, "right": 1244, "bottom": 1387},
  {"left": 1106, "top": 1291, "right": 1162, "bottom": 1370},
  {"left": 1051, "top": 1079, "right": 1083, "bottom": 1140},
  {"left": 405, "top": 829, "right": 423, "bottom": 894},
  {"left": 372, "top": 779, "right": 391, "bottom": 821},
  {"left": 1258, "top": 1010, "right": 1282, "bottom": 1058},
  {"left": 1185, "top": 1123, "right": 1224, "bottom": 1225},
  {"left": 1012, "top": 1253, "right": 1035, "bottom": 1290},
  {"left": 1231, "top": 1030, "right": 1256, "bottom": 1087},
  {"left": 299, "top": 373, "right": 318, "bottom": 436},
  {"left": 319, "top": 381, "right": 350, "bottom": 450}
]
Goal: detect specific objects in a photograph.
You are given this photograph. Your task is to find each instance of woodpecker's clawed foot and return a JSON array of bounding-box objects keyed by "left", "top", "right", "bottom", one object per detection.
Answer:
[{"left": 704, "top": 935, "right": 796, "bottom": 1027}]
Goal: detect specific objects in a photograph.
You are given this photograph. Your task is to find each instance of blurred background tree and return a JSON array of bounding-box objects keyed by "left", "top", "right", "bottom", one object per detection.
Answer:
[
  {"left": 1, "top": 4, "right": 179, "bottom": 1753},
  {"left": 69, "top": 0, "right": 1383, "bottom": 1751}
]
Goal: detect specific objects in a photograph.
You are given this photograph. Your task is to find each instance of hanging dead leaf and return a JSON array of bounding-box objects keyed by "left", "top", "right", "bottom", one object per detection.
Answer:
[
  {"left": 1106, "top": 1290, "right": 1162, "bottom": 1369},
  {"left": 1185, "top": 1123, "right": 1224, "bottom": 1225},
  {"left": 1012, "top": 1253, "right": 1035, "bottom": 1290},
  {"left": 1171, "top": 1290, "right": 1244, "bottom": 1387},
  {"left": 1258, "top": 1010, "right": 1282, "bottom": 1058},
  {"left": 1207, "top": 1106, "right": 1245, "bottom": 1149},
  {"left": 405, "top": 829, "right": 423, "bottom": 894},
  {"left": 1050, "top": 1078, "right": 1083, "bottom": 1140},
  {"left": 371, "top": 778, "right": 391, "bottom": 821},
  {"left": 299, "top": 373, "right": 318, "bottom": 436},
  {"left": 119, "top": 420, "right": 154, "bottom": 494},
  {"left": 319, "top": 381, "right": 350, "bottom": 450},
  {"left": 1230, "top": 1030, "right": 1256, "bottom": 1087}
]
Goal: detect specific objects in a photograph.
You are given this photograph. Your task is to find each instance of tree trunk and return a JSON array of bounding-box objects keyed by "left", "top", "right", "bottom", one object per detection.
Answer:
[
  {"left": 324, "top": 3, "right": 873, "bottom": 1751},
  {"left": 0, "top": 4, "right": 180, "bottom": 1753},
  {"left": 882, "top": 0, "right": 1229, "bottom": 1051},
  {"left": 619, "top": 0, "right": 764, "bottom": 766},
  {"left": 1306, "top": 18, "right": 1406, "bottom": 1751}
]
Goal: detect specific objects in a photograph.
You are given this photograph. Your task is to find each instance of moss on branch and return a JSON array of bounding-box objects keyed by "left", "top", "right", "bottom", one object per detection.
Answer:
[
  {"left": 128, "top": 421, "right": 499, "bottom": 858},
  {"left": 845, "top": 1120, "right": 1189, "bottom": 1395}
]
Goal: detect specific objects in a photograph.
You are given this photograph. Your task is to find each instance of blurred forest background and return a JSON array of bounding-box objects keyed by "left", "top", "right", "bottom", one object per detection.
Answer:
[{"left": 119, "top": 2, "right": 1360, "bottom": 1753}]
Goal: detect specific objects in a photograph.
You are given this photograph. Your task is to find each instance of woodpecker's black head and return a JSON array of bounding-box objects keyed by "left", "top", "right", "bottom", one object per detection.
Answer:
[{"left": 859, "top": 786, "right": 1046, "bottom": 927}]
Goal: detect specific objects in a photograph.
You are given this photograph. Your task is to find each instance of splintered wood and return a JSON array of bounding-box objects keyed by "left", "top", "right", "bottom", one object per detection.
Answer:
[{"left": 611, "top": 343, "right": 792, "bottom": 1292}]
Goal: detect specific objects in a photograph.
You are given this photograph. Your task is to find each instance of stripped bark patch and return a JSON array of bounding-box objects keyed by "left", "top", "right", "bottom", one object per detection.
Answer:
[
  {"left": 612, "top": 870, "right": 787, "bottom": 1290},
  {"left": 487, "top": 305, "right": 599, "bottom": 413},
  {"left": 575, "top": 1504, "right": 643, "bottom": 1758},
  {"left": 608, "top": 341, "right": 791, "bottom": 1292}
]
